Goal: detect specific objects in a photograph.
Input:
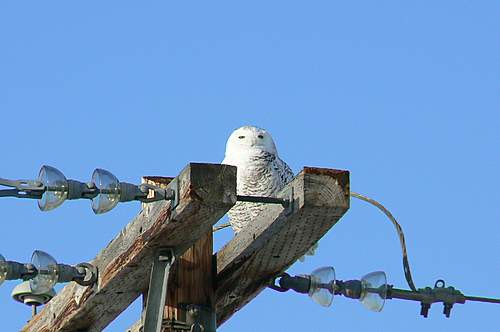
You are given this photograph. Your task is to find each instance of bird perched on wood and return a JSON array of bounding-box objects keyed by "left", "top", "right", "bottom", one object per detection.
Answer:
[
  {"left": 222, "top": 125, "right": 317, "bottom": 259},
  {"left": 222, "top": 125, "right": 294, "bottom": 233}
]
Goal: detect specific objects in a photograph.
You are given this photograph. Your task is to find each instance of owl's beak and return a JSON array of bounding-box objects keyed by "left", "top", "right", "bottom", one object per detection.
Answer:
[{"left": 249, "top": 137, "right": 265, "bottom": 148}]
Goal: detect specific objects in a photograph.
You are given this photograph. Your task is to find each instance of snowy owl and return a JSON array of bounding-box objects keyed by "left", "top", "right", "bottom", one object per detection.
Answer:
[
  {"left": 222, "top": 125, "right": 317, "bottom": 259},
  {"left": 222, "top": 125, "right": 294, "bottom": 233}
]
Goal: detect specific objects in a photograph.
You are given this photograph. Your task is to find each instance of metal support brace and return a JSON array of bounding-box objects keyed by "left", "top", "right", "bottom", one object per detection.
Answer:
[
  {"left": 0, "top": 178, "right": 43, "bottom": 199},
  {"left": 143, "top": 248, "right": 175, "bottom": 332},
  {"left": 167, "top": 177, "right": 179, "bottom": 210},
  {"left": 235, "top": 186, "right": 294, "bottom": 216},
  {"left": 184, "top": 304, "right": 216, "bottom": 332}
]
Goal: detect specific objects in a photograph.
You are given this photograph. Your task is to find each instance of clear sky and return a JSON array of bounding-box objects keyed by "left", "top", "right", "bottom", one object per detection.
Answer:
[{"left": 1, "top": 1, "right": 499, "bottom": 331}]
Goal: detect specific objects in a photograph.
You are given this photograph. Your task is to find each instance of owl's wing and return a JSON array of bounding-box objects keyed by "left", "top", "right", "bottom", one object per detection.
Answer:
[{"left": 274, "top": 157, "right": 294, "bottom": 185}]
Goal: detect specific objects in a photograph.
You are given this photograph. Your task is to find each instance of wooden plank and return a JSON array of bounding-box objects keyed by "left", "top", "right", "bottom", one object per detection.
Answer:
[
  {"left": 128, "top": 167, "right": 350, "bottom": 332},
  {"left": 22, "top": 163, "right": 236, "bottom": 332},
  {"left": 140, "top": 176, "right": 174, "bottom": 318},
  {"left": 142, "top": 177, "right": 216, "bottom": 331},
  {"left": 163, "top": 231, "right": 215, "bottom": 331},
  {"left": 215, "top": 167, "right": 349, "bottom": 326}
]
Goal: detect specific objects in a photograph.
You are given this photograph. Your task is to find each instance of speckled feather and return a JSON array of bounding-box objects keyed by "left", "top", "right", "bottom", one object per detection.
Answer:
[
  {"left": 222, "top": 126, "right": 317, "bottom": 259},
  {"left": 222, "top": 126, "right": 294, "bottom": 233},
  {"left": 226, "top": 152, "right": 293, "bottom": 233}
]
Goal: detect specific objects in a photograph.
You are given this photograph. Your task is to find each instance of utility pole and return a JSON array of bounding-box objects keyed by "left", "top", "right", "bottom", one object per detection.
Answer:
[
  {"left": 164, "top": 232, "right": 215, "bottom": 332},
  {"left": 21, "top": 164, "right": 349, "bottom": 332},
  {"left": 9, "top": 164, "right": 500, "bottom": 329},
  {"left": 142, "top": 176, "right": 216, "bottom": 332}
]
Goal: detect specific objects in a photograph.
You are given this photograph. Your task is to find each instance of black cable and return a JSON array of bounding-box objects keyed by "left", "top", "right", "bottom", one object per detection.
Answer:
[{"left": 350, "top": 191, "right": 417, "bottom": 292}]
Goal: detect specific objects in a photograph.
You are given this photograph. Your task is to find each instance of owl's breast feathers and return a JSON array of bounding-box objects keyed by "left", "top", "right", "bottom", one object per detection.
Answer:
[{"left": 225, "top": 151, "right": 294, "bottom": 233}]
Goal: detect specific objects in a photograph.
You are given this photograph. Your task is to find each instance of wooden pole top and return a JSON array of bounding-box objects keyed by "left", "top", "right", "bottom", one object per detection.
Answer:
[
  {"left": 22, "top": 164, "right": 349, "bottom": 332},
  {"left": 22, "top": 163, "right": 236, "bottom": 332}
]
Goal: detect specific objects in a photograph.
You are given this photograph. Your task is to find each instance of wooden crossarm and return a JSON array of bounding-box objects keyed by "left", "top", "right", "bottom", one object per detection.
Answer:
[
  {"left": 215, "top": 167, "right": 349, "bottom": 326},
  {"left": 22, "top": 163, "right": 237, "bottom": 332}
]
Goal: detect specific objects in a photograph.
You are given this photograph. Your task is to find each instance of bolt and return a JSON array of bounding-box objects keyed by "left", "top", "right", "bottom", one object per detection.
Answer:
[
  {"left": 420, "top": 303, "right": 430, "bottom": 318},
  {"left": 443, "top": 303, "right": 453, "bottom": 318}
]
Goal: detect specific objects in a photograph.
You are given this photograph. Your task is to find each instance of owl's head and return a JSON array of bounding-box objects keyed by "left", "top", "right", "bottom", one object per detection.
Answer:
[{"left": 224, "top": 126, "right": 278, "bottom": 157}]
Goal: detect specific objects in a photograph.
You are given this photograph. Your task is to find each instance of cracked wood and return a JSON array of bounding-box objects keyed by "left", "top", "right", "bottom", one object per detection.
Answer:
[
  {"left": 215, "top": 167, "right": 349, "bottom": 326},
  {"left": 22, "top": 163, "right": 236, "bottom": 332},
  {"left": 128, "top": 167, "right": 350, "bottom": 331}
]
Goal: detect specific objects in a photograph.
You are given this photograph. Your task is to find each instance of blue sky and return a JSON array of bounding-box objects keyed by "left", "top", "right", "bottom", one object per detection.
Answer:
[{"left": 0, "top": 1, "right": 499, "bottom": 331}]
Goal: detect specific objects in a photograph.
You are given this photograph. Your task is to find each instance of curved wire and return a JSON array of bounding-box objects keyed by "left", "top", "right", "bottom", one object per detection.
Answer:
[
  {"left": 350, "top": 191, "right": 417, "bottom": 291},
  {"left": 213, "top": 191, "right": 418, "bottom": 291},
  {"left": 213, "top": 223, "right": 231, "bottom": 232}
]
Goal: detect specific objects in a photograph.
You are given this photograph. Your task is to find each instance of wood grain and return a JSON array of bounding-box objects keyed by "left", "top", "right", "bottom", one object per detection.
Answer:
[
  {"left": 128, "top": 167, "right": 350, "bottom": 331},
  {"left": 215, "top": 167, "right": 349, "bottom": 325},
  {"left": 22, "top": 163, "right": 236, "bottom": 332},
  {"left": 163, "top": 232, "right": 214, "bottom": 330}
]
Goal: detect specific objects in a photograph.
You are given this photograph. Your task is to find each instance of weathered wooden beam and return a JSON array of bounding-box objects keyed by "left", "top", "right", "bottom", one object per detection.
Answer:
[
  {"left": 127, "top": 167, "right": 350, "bottom": 332},
  {"left": 143, "top": 177, "right": 216, "bottom": 332},
  {"left": 22, "top": 163, "right": 237, "bottom": 332},
  {"left": 215, "top": 167, "right": 349, "bottom": 326},
  {"left": 163, "top": 231, "right": 215, "bottom": 331}
]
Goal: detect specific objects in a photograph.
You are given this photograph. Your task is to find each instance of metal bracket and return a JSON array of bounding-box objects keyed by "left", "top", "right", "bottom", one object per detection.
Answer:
[
  {"left": 67, "top": 180, "right": 98, "bottom": 200},
  {"left": 280, "top": 186, "right": 294, "bottom": 216},
  {"left": 160, "top": 304, "right": 215, "bottom": 332},
  {"left": 143, "top": 248, "right": 175, "bottom": 332},
  {"left": 0, "top": 178, "right": 41, "bottom": 190},
  {"left": 161, "top": 318, "right": 192, "bottom": 330},
  {"left": 268, "top": 273, "right": 292, "bottom": 292},
  {"left": 235, "top": 186, "right": 294, "bottom": 216},
  {"left": 182, "top": 304, "right": 216, "bottom": 332},
  {"left": 0, "top": 178, "right": 44, "bottom": 199},
  {"left": 74, "top": 263, "right": 98, "bottom": 287},
  {"left": 168, "top": 177, "right": 179, "bottom": 210},
  {"left": 138, "top": 178, "right": 179, "bottom": 210},
  {"left": 5, "top": 262, "right": 37, "bottom": 281}
]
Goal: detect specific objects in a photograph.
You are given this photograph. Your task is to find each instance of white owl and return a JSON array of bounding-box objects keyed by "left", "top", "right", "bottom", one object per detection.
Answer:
[
  {"left": 222, "top": 126, "right": 294, "bottom": 233},
  {"left": 222, "top": 125, "right": 317, "bottom": 259}
]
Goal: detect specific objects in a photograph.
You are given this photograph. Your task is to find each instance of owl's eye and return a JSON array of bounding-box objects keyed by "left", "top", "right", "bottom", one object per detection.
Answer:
[
  {"left": 257, "top": 134, "right": 264, "bottom": 139},
  {"left": 238, "top": 135, "right": 245, "bottom": 139}
]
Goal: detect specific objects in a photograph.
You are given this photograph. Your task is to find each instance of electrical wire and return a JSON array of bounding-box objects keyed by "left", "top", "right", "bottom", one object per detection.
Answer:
[
  {"left": 212, "top": 191, "right": 419, "bottom": 292},
  {"left": 350, "top": 191, "right": 417, "bottom": 291},
  {"left": 213, "top": 223, "right": 231, "bottom": 232}
]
